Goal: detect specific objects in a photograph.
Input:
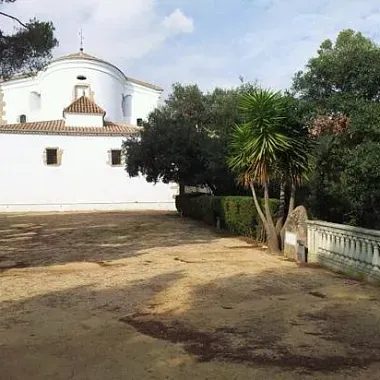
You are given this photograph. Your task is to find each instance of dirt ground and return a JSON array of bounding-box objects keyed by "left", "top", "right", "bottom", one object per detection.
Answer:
[{"left": 1, "top": 212, "right": 380, "bottom": 380}]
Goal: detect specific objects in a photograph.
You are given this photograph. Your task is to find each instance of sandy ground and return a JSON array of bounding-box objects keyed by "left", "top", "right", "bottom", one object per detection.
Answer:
[{"left": 1, "top": 211, "right": 380, "bottom": 380}]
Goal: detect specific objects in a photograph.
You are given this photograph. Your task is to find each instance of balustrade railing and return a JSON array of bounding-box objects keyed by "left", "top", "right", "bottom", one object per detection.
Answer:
[{"left": 307, "top": 220, "right": 380, "bottom": 279}]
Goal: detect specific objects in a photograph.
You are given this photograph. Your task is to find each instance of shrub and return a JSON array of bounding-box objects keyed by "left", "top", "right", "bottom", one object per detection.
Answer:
[{"left": 176, "top": 194, "right": 279, "bottom": 239}]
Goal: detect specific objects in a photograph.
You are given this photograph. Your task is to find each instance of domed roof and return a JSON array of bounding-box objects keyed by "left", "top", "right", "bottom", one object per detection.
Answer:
[
  {"left": 51, "top": 50, "right": 131, "bottom": 85},
  {"left": 53, "top": 51, "right": 109, "bottom": 65},
  {"left": 1, "top": 50, "right": 163, "bottom": 91}
]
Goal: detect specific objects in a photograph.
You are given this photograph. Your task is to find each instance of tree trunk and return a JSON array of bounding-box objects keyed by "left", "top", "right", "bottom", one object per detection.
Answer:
[
  {"left": 249, "top": 181, "right": 280, "bottom": 253},
  {"left": 288, "top": 182, "right": 296, "bottom": 216},
  {"left": 280, "top": 182, "right": 296, "bottom": 249},
  {"left": 263, "top": 182, "right": 281, "bottom": 253},
  {"left": 249, "top": 181, "right": 266, "bottom": 227},
  {"left": 276, "top": 180, "right": 286, "bottom": 234},
  {"left": 179, "top": 182, "right": 185, "bottom": 196}
]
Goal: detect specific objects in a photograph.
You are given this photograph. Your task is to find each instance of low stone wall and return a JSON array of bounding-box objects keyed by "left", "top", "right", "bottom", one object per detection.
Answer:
[{"left": 307, "top": 220, "right": 380, "bottom": 282}]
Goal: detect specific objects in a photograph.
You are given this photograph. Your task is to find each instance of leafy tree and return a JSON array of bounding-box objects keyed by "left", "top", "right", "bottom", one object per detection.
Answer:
[
  {"left": 293, "top": 29, "right": 380, "bottom": 108},
  {"left": 201, "top": 83, "right": 257, "bottom": 195},
  {"left": 342, "top": 142, "right": 380, "bottom": 227},
  {"left": 293, "top": 29, "right": 380, "bottom": 228},
  {"left": 124, "top": 83, "right": 209, "bottom": 195},
  {"left": 275, "top": 95, "right": 313, "bottom": 244},
  {"left": 228, "top": 89, "right": 310, "bottom": 252},
  {"left": 124, "top": 83, "right": 251, "bottom": 196},
  {"left": 0, "top": 0, "right": 58, "bottom": 79}
]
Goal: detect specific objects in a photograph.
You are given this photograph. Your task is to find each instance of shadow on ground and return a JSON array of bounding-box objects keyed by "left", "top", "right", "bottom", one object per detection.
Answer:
[
  {"left": 2, "top": 262, "right": 380, "bottom": 379},
  {"left": 119, "top": 269, "right": 380, "bottom": 375},
  {"left": 0, "top": 211, "right": 227, "bottom": 268}
]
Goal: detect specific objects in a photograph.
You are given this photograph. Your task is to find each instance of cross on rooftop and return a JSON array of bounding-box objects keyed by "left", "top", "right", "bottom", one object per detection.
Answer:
[{"left": 79, "top": 29, "right": 84, "bottom": 52}]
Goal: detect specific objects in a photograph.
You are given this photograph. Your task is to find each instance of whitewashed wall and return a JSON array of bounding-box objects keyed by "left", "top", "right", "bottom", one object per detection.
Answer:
[
  {"left": 0, "top": 80, "right": 36, "bottom": 124},
  {"left": 0, "top": 58, "right": 162, "bottom": 125},
  {"left": 127, "top": 84, "right": 161, "bottom": 126},
  {"left": 307, "top": 220, "right": 380, "bottom": 282},
  {"left": 0, "top": 134, "right": 177, "bottom": 212},
  {"left": 65, "top": 113, "right": 103, "bottom": 127}
]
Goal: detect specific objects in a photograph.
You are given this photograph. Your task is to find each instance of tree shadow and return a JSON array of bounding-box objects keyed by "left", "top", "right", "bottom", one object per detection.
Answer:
[
  {"left": 2, "top": 261, "right": 380, "bottom": 378},
  {"left": 0, "top": 271, "right": 188, "bottom": 380},
  {"left": 117, "top": 267, "right": 380, "bottom": 376},
  {"left": 0, "top": 211, "right": 230, "bottom": 268}
]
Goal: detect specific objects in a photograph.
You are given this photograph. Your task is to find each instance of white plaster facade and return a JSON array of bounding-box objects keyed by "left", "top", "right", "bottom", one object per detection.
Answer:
[
  {"left": 0, "top": 52, "right": 162, "bottom": 125},
  {"left": 64, "top": 113, "right": 104, "bottom": 127},
  {"left": 0, "top": 51, "right": 177, "bottom": 212}
]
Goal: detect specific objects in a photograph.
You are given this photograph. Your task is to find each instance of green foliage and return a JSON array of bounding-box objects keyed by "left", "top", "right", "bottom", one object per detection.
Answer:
[
  {"left": 306, "top": 134, "right": 349, "bottom": 223},
  {"left": 125, "top": 100, "right": 208, "bottom": 187},
  {"left": 176, "top": 194, "right": 278, "bottom": 238},
  {"left": 227, "top": 88, "right": 311, "bottom": 251},
  {"left": 220, "top": 196, "right": 275, "bottom": 237},
  {"left": 228, "top": 89, "right": 311, "bottom": 189},
  {"left": 293, "top": 28, "right": 380, "bottom": 229},
  {"left": 176, "top": 194, "right": 216, "bottom": 226},
  {"left": 124, "top": 83, "right": 255, "bottom": 196},
  {"left": 341, "top": 142, "right": 380, "bottom": 227},
  {"left": 293, "top": 29, "right": 380, "bottom": 108},
  {"left": 0, "top": 0, "right": 58, "bottom": 79},
  {"left": 228, "top": 89, "right": 291, "bottom": 185}
]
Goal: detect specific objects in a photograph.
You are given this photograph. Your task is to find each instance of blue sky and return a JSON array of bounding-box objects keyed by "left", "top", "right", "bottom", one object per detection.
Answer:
[{"left": 3, "top": 0, "right": 380, "bottom": 92}]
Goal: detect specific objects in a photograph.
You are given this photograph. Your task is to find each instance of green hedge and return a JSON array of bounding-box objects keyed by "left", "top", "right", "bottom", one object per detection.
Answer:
[{"left": 176, "top": 194, "right": 279, "bottom": 238}]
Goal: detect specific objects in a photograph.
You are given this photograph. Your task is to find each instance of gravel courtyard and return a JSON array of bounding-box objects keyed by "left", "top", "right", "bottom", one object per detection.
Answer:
[{"left": 1, "top": 211, "right": 380, "bottom": 379}]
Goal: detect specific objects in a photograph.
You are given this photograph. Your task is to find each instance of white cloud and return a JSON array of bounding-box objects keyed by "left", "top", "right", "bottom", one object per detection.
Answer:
[
  {"left": 1, "top": 0, "right": 193, "bottom": 65},
  {"left": 238, "top": 0, "right": 380, "bottom": 89},
  {"left": 162, "top": 8, "right": 194, "bottom": 34},
  {"left": 3, "top": 0, "right": 380, "bottom": 92}
]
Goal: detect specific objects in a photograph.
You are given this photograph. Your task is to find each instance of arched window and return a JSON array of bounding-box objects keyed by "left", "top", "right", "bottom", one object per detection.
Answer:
[
  {"left": 29, "top": 91, "right": 41, "bottom": 111},
  {"left": 122, "top": 94, "right": 132, "bottom": 118},
  {"left": 19, "top": 114, "right": 27, "bottom": 123}
]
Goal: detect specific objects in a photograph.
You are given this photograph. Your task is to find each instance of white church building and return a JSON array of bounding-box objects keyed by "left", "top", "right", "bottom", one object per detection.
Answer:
[{"left": 0, "top": 50, "right": 177, "bottom": 212}]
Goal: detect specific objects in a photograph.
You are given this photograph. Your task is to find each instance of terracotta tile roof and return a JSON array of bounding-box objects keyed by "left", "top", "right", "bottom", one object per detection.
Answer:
[
  {"left": 64, "top": 96, "right": 106, "bottom": 115},
  {"left": 0, "top": 120, "right": 140, "bottom": 136}
]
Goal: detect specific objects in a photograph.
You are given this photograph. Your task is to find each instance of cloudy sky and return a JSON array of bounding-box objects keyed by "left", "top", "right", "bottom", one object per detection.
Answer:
[{"left": 2, "top": 0, "right": 380, "bottom": 91}]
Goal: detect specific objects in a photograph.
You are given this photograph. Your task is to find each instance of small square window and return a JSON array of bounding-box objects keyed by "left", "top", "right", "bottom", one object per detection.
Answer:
[
  {"left": 136, "top": 118, "right": 143, "bottom": 126},
  {"left": 46, "top": 148, "right": 58, "bottom": 165},
  {"left": 111, "top": 149, "right": 122, "bottom": 166}
]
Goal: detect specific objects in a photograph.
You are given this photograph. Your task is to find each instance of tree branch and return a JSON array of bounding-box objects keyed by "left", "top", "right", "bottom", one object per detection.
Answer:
[{"left": 0, "top": 11, "right": 28, "bottom": 28}]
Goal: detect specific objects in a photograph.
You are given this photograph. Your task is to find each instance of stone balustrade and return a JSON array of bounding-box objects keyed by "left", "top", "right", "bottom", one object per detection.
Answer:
[{"left": 307, "top": 220, "right": 380, "bottom": 282}]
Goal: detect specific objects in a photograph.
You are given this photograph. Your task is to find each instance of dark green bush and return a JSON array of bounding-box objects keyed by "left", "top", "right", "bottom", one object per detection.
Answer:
[{"left": 176, "top": 194, "right": 279, "bottom": 238}]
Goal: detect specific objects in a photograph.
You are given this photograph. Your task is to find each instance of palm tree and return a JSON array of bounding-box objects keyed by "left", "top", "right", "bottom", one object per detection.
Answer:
[
  {"left": 228, "top": 89, "right": 309, "bottom": 252},
  {"left": 276, "top": 96, "right": 313, "bottom": 247},
  {"left": 276, "top": 134, "right": 312, "bottom": 248}
]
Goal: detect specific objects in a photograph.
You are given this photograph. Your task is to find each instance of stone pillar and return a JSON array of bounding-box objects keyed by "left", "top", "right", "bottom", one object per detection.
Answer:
[{"left": 284, "top": 206, "right": 309, "bottom": 262}]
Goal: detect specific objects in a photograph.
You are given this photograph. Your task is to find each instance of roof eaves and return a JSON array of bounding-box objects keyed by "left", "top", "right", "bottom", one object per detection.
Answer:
[
  {"left": 127, "top": 77, "right": 163, "bottom": 91},
  {"left": 0, "top": 119, "right": 140, "bottom": 137}
]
